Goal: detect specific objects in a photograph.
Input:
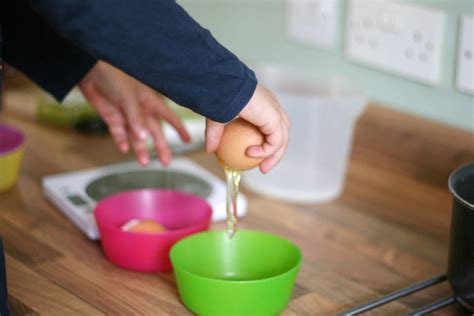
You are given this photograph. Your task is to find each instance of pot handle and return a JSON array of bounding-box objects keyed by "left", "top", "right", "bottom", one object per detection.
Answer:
[{"left": 340, "top": 274, "right": 456, "bottom": 315}]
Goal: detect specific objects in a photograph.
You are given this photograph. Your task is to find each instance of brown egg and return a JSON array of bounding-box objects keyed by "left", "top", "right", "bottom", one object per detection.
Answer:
[
  {"left": 121, "top": 219, "right": 167, "bottom": 233},
  {"left": 216, "top": 118, "right": 265, "bottom": 171}
]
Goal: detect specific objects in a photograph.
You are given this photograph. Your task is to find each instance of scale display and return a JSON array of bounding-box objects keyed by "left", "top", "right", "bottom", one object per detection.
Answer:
[{"left": 42, "top": 158, "right": 247, "bottom": 239}]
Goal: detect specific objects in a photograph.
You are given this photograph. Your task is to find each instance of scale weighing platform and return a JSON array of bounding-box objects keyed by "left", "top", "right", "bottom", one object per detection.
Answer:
[{"left": 42, "top": 158, "right": 247, "bottom": 240}]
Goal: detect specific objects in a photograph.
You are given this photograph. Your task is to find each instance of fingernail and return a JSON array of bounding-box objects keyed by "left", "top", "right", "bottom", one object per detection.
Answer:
[
  {"left": 140, "top": 156, "right": 149, "bottom": 166},
  {"left": 119, "top": 143, "right": 129, "bottom": 153},
  {"left": 246, "top": 147, "right": 262, "bottom": 158},
  {"left": 138, "top": 130, "right": 148, "bottom": 140}
]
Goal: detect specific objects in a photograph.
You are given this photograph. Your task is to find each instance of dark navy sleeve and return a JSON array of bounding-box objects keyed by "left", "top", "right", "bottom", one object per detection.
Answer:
[
  {"left": 4, "top": 0, "right": 97, "bottom": 100},
  {"left": 29, "top": 0, "right": 257, "bottom": 122}
]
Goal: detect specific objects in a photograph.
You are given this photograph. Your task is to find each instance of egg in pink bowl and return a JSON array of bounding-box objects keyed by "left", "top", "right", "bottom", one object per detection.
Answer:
[{"left": 94, "top": 189, "right": 212, "bottom": 272}]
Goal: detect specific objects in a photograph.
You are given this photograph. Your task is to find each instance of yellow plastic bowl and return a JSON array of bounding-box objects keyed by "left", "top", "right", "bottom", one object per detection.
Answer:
[{"left": 0, "top": 124, "right": 26, "bottom": 193}]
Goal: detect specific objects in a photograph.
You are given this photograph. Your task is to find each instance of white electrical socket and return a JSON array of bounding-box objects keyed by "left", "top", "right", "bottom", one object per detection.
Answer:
[
  {"left": 456, "top": 15, "right": 474, "bottom": 95},
  {"left": 345, "top": 0, "right": 446, "bottom": 85},
  {"left": 287, "top": 0, "right": 339, "bottom": 49}
]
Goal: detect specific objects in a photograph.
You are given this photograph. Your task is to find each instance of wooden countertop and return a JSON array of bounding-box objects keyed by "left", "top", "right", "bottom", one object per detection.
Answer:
[{"left": 1, "top": 103, "right": 473, "bottom": 315}]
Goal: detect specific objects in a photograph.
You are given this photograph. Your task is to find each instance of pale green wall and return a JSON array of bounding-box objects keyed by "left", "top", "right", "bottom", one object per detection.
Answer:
[{"left": 179, "top": 0, "right": 474, "bottom": 131}]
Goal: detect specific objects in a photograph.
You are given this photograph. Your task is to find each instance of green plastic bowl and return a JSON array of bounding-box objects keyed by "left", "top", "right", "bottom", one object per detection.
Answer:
[{"left": 170, "top": 230, "right": 302, "bottom": 316}]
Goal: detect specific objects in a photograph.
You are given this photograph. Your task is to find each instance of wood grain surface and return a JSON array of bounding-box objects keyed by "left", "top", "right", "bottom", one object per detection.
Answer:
[{"left": 1, "top": 99, "right": 473, "bottom": 315}]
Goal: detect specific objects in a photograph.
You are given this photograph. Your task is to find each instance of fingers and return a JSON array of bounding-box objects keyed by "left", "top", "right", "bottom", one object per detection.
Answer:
[
  {"left": 240, "top": 86, "right": 285, "bottom": 159},
  {"left": 239, "top": 84, "right": 291, "bottom": 173},
  {"left": 259, "top": 121, "right": 289, "bottom": 173},
  {"left": 246, "top": 118, "right": 284, "bottom": 158},
  {"left": 143, "top": 93, "right": 191, "bottom": 143},
  {"left": 110, "top": 125, "right": 130, "bottom": 153},
  {"left": 115, "top": 92, "right": 154, "bottom": 166},
  {"left": 147, "top": 116, "right": 172, "bottom": 166},
  {"left": 128, "top": 128, "right": 149, "bottom": 166},
  {"left": 116, "top": 96, "right": 150, "bottom": 165},
  {"left": 81, "top": 84, "right": 130, "bottom": 153},
  {"left": 245, "top": 104, "right": 285, "bottom": 159},
  {"left": 80, "top": 63, "right": 163, "bottom": 167},
  {"left": 205, "top": 119, "right": 225, "bottom": 153},
  {"left": 121, "top": 94, "right": 148, "bottom": 142}
]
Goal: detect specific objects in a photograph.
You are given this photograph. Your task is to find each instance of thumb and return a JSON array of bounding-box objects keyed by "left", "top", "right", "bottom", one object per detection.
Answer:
[{"left": 205, "top": 119, "right": 225, "bottom": 153}]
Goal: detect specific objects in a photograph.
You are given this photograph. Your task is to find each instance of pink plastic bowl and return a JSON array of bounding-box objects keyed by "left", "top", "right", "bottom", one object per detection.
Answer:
[
  {"left": 0, "top": 124, "right": 26, "bottom": 192},
  {"left": 94, "top": 189, "right": 212, "bottom": 272}
]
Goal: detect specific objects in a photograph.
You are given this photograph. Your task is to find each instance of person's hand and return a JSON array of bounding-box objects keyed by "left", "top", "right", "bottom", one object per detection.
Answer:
[
  {"left": 79, "top": 61, "right": 190, "bottom": 166},
  {"left": 205, "top": 84, "right": 290, "bottom": 173}
]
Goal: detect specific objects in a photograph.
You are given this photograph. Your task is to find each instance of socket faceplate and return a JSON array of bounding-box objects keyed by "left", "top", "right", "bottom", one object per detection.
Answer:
[
  {"left": 345, "top": 0, "right": 446, "bottom": 85},
  {"left": 456, "top": 15, "right": 474, "bottom": 95},
  {"left": 287, "top": 0, "right": 339, "bottom": 49}
]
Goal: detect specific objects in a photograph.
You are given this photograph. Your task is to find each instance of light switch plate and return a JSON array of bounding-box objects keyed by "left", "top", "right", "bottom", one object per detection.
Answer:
[
  {"left": 456, "top": 15, "right": 474, "bottom": 95},
  {"left": 287, "top": 0, "right": 339, "bottom": 49},
  {"left": 345, "top": 0, "right": 446, "bottom": 85}
]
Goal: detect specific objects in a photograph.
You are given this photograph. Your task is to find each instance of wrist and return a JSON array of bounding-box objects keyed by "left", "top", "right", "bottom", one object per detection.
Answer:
[{"left": 240, "top": 84, "right": 262, "bottom": 119}]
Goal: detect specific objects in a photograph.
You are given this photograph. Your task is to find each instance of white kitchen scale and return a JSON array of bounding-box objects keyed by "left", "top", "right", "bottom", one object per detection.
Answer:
[{"left": 42, "top": 158, "right": 247, "bottom": 240}]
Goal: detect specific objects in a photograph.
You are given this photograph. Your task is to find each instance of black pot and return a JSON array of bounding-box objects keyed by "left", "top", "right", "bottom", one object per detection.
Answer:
[{"left": 448, "top": 163, "right": 474, "bottom": 312}]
